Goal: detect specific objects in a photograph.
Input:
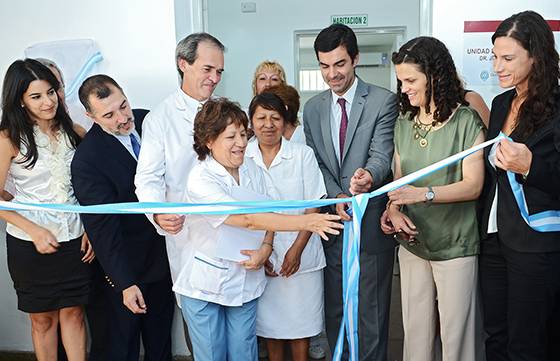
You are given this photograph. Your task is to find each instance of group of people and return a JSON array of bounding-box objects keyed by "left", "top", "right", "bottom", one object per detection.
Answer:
[{"left": 1, "top": 9, "right": 559, "bottom": 361}]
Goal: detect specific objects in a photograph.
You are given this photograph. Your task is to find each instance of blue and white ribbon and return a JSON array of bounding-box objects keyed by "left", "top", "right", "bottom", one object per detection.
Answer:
[
  {"left": 6, "top": 133, "right": 557, "bottom": 360},
  {"left": 507, "top": 170, "right": 560, "bottom": 231}
]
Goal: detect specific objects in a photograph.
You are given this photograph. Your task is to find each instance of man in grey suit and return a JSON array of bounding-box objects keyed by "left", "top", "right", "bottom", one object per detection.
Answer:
[{"left": 303, "top": 24, "right": 398, "bottom": 360}]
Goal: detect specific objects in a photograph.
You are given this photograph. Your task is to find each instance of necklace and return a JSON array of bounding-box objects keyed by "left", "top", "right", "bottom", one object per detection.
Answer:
[{"left": 413, "top": 115, "right": 435, "bottom": 148}]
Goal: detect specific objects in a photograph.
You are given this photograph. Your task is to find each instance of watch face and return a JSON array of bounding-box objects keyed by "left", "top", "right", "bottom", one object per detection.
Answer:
[{"left": 426, "top": 191, "right": 435, "bottom": 201}]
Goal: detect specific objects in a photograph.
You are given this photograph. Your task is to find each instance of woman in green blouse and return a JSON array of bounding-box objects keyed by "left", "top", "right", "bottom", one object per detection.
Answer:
[{"left": 380, "top": 37, "right": 485, "bottom": 361}]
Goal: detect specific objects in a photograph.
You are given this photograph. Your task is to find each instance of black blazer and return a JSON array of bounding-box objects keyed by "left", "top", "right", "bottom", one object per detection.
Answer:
[
  {"left": 71, "top": 118, "right": 170, "bottom": 292},
  {"left": 480, "top": 89, "right": 560, "bottom": 252}
]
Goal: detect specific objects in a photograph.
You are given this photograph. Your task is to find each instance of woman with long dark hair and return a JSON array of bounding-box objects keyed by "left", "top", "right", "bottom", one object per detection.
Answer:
[
  {"left": 479, "top": 11, "right": 560, "bottom": 360},
  {"left": 377, "top": 36, "right": 485, "bottom": 361},
  {"left": 0, "top": 59, "right": 93, "bottom": 361}
]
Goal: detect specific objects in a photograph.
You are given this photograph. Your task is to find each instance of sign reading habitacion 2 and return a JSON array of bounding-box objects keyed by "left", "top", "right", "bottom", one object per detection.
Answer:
[{"left": 331, "top": 14, "right": 368, "bottom": 27}]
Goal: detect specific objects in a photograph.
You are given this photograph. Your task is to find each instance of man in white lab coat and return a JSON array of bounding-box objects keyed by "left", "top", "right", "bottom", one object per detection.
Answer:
[{"left": 134, "top": 32, "right": 225, "bottom": 357}]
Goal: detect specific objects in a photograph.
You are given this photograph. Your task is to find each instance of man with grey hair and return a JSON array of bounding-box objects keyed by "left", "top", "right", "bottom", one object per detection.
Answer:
[{"left": 134, "top": 32, "right": 225, "bottom": 357}]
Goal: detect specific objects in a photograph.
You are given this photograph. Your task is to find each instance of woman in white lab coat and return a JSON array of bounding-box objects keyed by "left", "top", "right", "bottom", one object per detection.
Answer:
[
  {"left": 246, "top": 92, "right": 327, "bottom": 361},
  {"left": 172, "top": 97, "right": 342, "bottom": 361}
]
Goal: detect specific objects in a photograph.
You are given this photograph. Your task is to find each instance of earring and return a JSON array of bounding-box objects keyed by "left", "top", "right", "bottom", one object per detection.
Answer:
[{"left": 21, "top": 104, "right": 24, "bottom": 108}]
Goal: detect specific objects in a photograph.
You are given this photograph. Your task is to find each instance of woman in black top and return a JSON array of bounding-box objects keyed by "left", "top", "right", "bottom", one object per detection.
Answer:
[{"left": 479, "top": 11, "right": 560, "bottom": 361}]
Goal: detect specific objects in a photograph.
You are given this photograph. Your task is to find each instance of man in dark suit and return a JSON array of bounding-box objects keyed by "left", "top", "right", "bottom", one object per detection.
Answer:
[
  {"left": 71, "top": 74, "right": 174, "bottom": 361},
  {"left": 303, "top": 24, "right": 398, "bottom": 360}
]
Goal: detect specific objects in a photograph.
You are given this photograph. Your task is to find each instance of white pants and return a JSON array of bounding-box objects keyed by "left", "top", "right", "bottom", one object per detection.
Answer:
[{"left": 399, "top": 246, "right": 477, "bottom": 361}]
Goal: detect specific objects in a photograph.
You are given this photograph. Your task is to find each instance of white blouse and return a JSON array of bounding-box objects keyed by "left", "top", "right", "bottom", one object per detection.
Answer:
[
  {"left": 246, "top": 138, "right": 327, "bottom": 274},
  {"left": 487, "top": 142, "right": 499, "bottom": 233},
  {"left": 172, "top": 156, "right": 269, "bottom": 307},
  {"left": 7, "top": 127, "right": 83, "bottom": 242}
]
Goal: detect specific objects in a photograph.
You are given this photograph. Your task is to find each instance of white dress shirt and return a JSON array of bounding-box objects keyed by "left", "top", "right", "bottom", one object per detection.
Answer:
[
  {"left": 134, "top": 88, "right": 202, "bottom": 281},
  {"left": 330, "top": 77, "right": 358, "bottom": 162},
  {"left": 173, "top": 156, "right": 268, "bottom": 306},
  {"left": 112, "top": 129, "right": 141, "bottom": 160},
  {"left": 246, "top": 139, "right": 327, "bottom": 274}
]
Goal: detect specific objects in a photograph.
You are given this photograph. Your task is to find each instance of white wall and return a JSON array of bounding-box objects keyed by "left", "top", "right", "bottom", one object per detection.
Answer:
[
  {"left": 432, "top": 0, "right": 560, "bottom": 105},
  {"left": 0, "top": 0, "right": 179, "bottom": 112},
  {"left": 205, "top": 0, "right": 421, "bottom": 108},
  {"left": 0, "top": 0, "right": 191, "bottom": 356}
]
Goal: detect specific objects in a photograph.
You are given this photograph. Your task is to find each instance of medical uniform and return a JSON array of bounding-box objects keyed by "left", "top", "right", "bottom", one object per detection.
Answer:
[
  {"left": 246, "top": 139, "right": 327, "bottom": 339},
  {"left": 135, "top": 88, "right": 202, "bottom": 282},
  {"left": 174, "top": 156, "right": 269, "bottom": 361}
]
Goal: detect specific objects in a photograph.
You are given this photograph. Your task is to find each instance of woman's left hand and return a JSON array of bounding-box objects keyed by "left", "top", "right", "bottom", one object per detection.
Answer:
[
  {"left": 81, "top": 233, "right": 95, "bottom": 263},
  {"left": 239, "top": 245, "right": 272, "bottom": 270},
  {"left": 495, "top": 139, "right": 532, "bottom": 174},
  {"left": 388, "top": 185, "right": 425, "bottom": 206},
  {"left": 280, "top": 245, "right": 303, "bottom": 277}
]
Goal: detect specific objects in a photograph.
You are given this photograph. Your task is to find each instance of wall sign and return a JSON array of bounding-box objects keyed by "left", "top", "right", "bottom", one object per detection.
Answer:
[{"left": 331, "top": 14, "right": 368, "bottom": 27}]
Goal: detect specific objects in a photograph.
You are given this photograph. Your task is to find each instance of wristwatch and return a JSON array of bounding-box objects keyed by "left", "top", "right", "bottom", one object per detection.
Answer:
[{"left": 425, "top": 186, "right": 435, "bottom": 203}]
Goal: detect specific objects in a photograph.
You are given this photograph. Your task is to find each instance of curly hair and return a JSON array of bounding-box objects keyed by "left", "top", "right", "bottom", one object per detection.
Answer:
[
  {"left": 193, "top": 98, "right": 248, "bottom": 161},
  {"left": 492, "top": 11, "right": 560, "bottom": 140},
  {"left": 391, "top": 36, "right": 467, "bottom": 123}
]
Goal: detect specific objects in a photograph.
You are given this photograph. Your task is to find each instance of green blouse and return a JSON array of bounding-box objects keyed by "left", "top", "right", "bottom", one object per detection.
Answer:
[{"left": 394, "top": 106, "right": 484, "bottom": 261}]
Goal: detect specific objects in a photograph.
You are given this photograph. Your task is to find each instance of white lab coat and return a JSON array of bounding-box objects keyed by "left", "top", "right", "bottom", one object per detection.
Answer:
[
  {"left": 173, "top": 156, "right": 268, "bottom": 307},
  {"left": 134, "top": 88, "right": 201, "bottom": 282}
]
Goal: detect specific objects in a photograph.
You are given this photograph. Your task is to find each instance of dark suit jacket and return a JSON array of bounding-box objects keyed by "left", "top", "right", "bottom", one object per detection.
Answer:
[
  {"left": 71, "top": 119, "right": 170, "bottom": 292},
  {"left": 480, "top": 89, "right": 560, "bottom": 252},
  {"left": 303, "top": 77, "right": 398, "bottom": 253}
]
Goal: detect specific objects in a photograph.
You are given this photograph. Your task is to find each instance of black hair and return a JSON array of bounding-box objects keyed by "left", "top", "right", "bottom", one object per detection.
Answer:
[
  {"left": 314, "top": 24, "right": 359, "bottom": 61},
  {"left": 79, "top": 74, "right": 124, "bottom": 112},
  {"left": 248, "top": 92, "right": 288, "bottom": 124},
  {"left": 0, "top": 59, "right": 80, "bottom": 168}
]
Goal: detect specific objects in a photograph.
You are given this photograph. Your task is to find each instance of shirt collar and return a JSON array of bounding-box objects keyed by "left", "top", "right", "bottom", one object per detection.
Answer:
[
  {"left": 245, "top": 137, "right": 293, "bottom": 168},
  {"left": 331, "top": 76, "right": 358, "bottom": 108},
  {"left": 174, "top": 88, "right": 206, "bottom": 113},
  {"left": 204, "top": 155, "right": 251, "bottom": 185}
]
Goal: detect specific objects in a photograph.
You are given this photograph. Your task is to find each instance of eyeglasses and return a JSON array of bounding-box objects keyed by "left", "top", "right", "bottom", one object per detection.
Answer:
[{"left": 393, "top": 231, "right": 419, "bottom": 246}]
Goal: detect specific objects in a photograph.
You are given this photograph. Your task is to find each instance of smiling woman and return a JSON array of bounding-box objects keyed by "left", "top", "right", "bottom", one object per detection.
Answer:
[
  {"left": 479, "top": 11, "right": 560, "bottom": 361},
  {"left": 383, "top": 36, "right": 485, "bottom": 361},
  {"left": 173, "top": 97, "right": 342, "bottom": 361},
  {"left": 0, "top": 58, "right": 91, "bottom": 361}
]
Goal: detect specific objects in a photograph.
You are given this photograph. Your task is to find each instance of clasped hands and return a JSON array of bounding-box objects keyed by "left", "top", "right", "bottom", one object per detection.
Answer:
[{"left": 154, "top": 213, "right": 185, "bottom": 234}]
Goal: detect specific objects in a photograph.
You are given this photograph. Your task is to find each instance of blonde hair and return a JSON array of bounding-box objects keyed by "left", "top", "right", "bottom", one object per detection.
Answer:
[{"left": 252, "top": 60, "right": 286, "bottom": 96}]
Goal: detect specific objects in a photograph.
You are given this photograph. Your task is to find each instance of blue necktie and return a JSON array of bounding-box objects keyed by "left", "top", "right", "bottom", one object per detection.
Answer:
[{"left": 130, "top": 134, "right": 141, "bottom": 158}]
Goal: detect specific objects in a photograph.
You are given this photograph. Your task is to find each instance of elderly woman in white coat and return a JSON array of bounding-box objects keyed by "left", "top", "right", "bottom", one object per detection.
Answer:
[{"left": 172, "top": 98, "right": 342, "bottom": 361}]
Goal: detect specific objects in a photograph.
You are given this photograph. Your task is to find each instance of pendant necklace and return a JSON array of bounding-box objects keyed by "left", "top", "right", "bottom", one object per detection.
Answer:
[{"left": 413, "top": 115, "right": 434, "bottom": 148}]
